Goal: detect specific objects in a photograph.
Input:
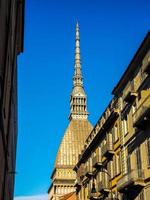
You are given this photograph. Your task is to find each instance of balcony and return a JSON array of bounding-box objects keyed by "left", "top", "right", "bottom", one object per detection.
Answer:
[
  {"left": 98, "top": 181, "right": 110, "bottom": 194},
  {"left": 101, "top": 140, "right": 114, "bottom": 158},
  {"left": 124, "top": 91, "right": 137, "bottom": 103},
  {"left": 124, "top": 81, "right": 137, "bottom": 103},
  {"left": 117, "top": 169, "right": 145, "bottom": 192},
  {"left": 92, "top": 155, "right": 102, "bottom": 169},
  {"left": 103, "top": 108, "right": 119, "bottom": 131},
  {"left": 133, "top": 93, "right": 150, "bottom": 129}
]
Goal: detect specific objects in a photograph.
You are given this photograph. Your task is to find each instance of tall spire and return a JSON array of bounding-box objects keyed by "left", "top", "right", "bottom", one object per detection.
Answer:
[
  {"left": 69, "top": 22, "right": 88, "bottom": 120},
  {"left": 73, "top": 22, "right": 83, "bottom": 87}
]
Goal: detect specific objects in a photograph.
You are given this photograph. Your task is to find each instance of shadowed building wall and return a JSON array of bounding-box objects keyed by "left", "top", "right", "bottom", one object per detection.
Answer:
[{"left": 0, "top": 0, "right": 24, "bottom": 199}]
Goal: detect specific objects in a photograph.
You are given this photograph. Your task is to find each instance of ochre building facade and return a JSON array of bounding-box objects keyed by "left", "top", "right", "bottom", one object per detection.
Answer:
[
  {"left": 48, "top": 23, "right": 93, "bottom": 200},
  {"left": 74, "top": 32, "right": 150, "bottom": 200}
]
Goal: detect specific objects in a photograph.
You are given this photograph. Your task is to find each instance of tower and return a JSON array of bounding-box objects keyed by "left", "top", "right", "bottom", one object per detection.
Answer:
[
  {"left": 48, "top": 23, "right": 93, "bottom": 200},
  {"left": 69, "top": 22, "right": 88, "bottom": 120}
]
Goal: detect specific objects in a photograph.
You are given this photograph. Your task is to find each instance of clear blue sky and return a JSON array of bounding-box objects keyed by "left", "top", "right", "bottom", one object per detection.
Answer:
[{"left": 15, "top": 0, "right": 150, "bottom": 197}]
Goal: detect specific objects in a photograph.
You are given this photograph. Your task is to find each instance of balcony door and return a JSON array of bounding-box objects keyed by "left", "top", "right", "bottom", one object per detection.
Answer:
[{"left": 136, "top": 147, "right": 142, "bottom": 177}]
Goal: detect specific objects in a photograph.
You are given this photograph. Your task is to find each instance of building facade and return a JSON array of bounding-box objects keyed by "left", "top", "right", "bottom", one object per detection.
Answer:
[
  {"left": 74, "top": 32, "right": 150, "bottom": 200},
  {"left": 0, "top": 0, "right": 24, "bottom": 199},
  {"left": 48, "top": 23, "right": 93, "bottom": 200}
]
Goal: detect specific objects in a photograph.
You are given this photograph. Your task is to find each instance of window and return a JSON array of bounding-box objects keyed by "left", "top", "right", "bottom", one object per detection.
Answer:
[
  {"left": 132, "top": 103, "right": 136, "bottom": 114},
  {"left": 108, "top": 132, "right": 113, "bottom": 150},
  {"left": 112, "top": 124, "right": 119, "bottom": 143},
  {"left": 123, "top": 116, "right": 128, "bottom": 136},
  {"left": 89, "top": 158, "right": 92, "bottom": 172},
  {"left": 54, "top": 186, "right": 56, "bottom": 194},
  {"left": 136, "top": 147, "right": 142, "bottom": 169},
  {"left": 136, "top": 147, "right": 142, "bottom": 177},
  {"left": 109, "top": 160, "right": 114, "bottom": 179},
  {"left": 93, "top": 151, "right": 96, "bottom": 158},
  {"left": 113, "top": 156, "right": 116, "bottom": 176},
  {"left": 102, "top": 167, "right": 109, "bottom": 188},
  {"left": 147, "top": 138, "right": 150, "bottom": 166},
  {"left": 96, "top": 171, "right": 101, "bottom": 183},
  {"left": 98, "top": 147, "right": 101, "bottom": 161},
  {"left": 104, "top": 138, "right": 106, "bottom": 146},
  {"left": 115, "top": 153, "right": 121, "bottom": 176},
  {"left": 127, "top": 156, "right": 131, "bottom": 174},
  {"left": 130, "top": 79, "right": 135, "bottom": 91},
  {"left": 132, "top": 103, "right": 136, "bottom": 123},
  {"left": 104, "top": 169, "right": 109, "bottom": 188}
]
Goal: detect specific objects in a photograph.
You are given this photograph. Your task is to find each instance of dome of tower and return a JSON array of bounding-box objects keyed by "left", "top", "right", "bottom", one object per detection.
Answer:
[
  {"left": 55, "top": 119, "right": 93, "bottom": 167},
  {"left": 71, "top": 86, "right": 86, "bottom": 97}
]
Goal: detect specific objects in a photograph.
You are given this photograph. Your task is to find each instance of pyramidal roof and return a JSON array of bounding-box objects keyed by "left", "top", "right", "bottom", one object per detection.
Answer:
[{"left": 55, "top": 119, "right": 92, "bottom": 167}]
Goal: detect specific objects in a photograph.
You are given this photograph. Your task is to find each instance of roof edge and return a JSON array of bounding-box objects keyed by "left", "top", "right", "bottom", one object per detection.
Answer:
[{"left": 112, "top": 31, "right": 150, "bottom": 96}]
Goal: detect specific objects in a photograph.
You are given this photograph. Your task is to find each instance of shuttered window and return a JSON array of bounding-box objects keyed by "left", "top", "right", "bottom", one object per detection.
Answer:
[
  {"left": 112, "top": 124, "right": 119, "bottom": 143},
  {"left": 136, "top": 147, "right": 142, "bottom": 177},
  {"left": 116, "top": 153, "right": 121, "bottom": 175},
  {"left": 147, "top": 138, "right": 150, "bottom": 166},
  {"left": 123, "top": 116, "right": 128, "bottom": 136},
  {"left": 136, "top": 147, "right": 142, "bottom": 170},
  {"left": 109, "top": 160, "right": 114, "bottom": 178},
  {"left": 127, "top": 156, "right": 131, "bottom": 174}
]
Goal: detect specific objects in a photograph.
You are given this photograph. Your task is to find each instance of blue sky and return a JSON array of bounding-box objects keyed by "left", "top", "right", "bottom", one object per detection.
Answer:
[
  {"left": 14, "top": 194, "right": 48, "bottom": 200},
  {"left": 15, "top": 0, "right": 150, "bottom": 197}
]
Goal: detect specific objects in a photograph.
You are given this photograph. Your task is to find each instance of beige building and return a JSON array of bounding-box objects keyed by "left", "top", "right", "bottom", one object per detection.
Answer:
[
  {"left": 48, "top": 23, "right": 93, "bottom": 200},
  {"left": 74, "top": 31, "right": 150, "bottom": 200}
]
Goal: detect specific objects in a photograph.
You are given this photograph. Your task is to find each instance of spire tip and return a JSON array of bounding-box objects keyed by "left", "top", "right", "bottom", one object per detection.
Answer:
[{"left": 76, "top": 20, "right": 79, "bottom": 28}]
